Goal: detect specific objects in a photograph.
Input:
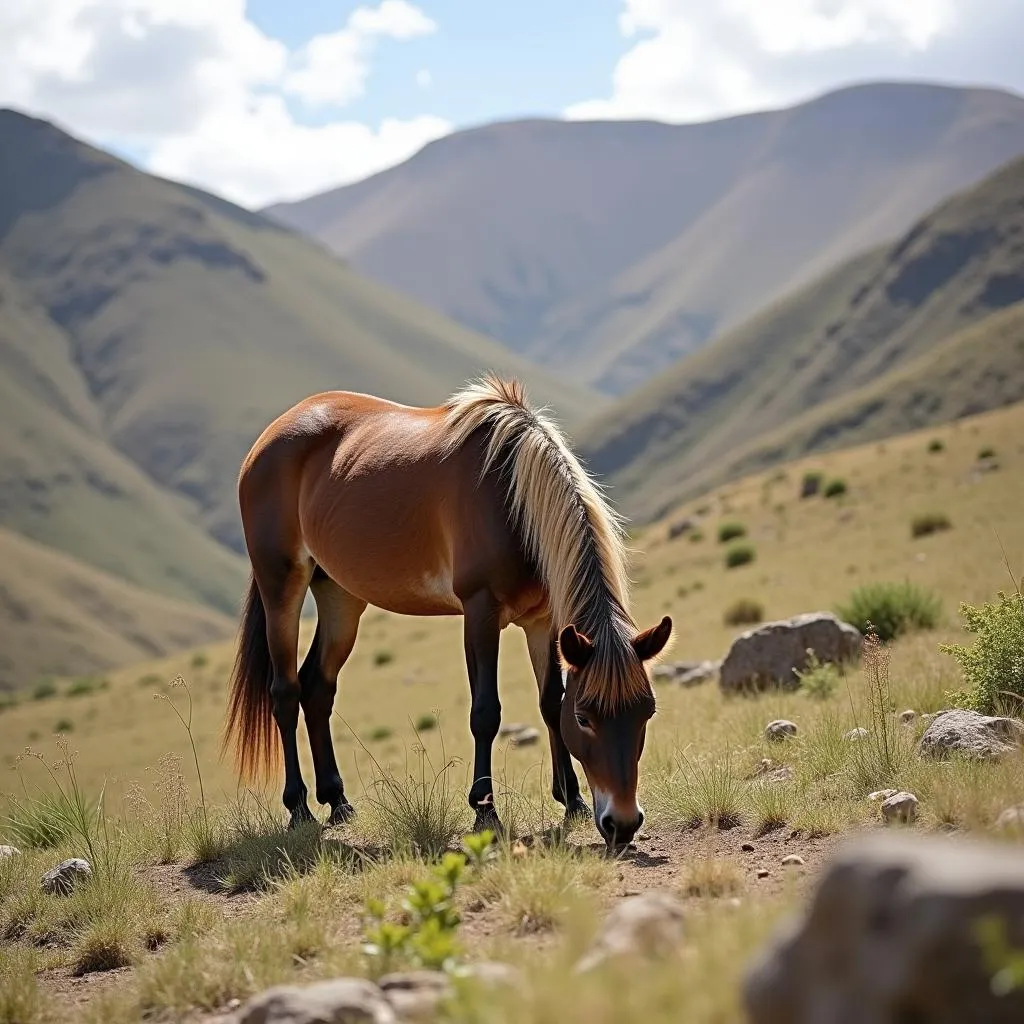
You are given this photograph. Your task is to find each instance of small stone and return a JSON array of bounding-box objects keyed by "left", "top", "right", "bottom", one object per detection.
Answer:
[
  {"left": 741, "top": 843, "right": 755, "bottom": 852},
  {"left": 881, "top": 791, "right": 919, "bottom": 825},
  {"left": 844, "top": 727, "right": 870, "bottom": 742},
  {"left": 227, "top": 999, "right": 241, "bottom": 1011},
  {"left": 898, "top": 709, "right": 917, "bottom": 725},
  {"left": 868, "top": 789, "right": 899, "bottom": 803},
  {"left": 761, "top": 766, "right": 794, "bottom": 784},
  {"left": 498, "top": 722, "right": 528, "bottom": 737},
  {"left": 727, "top": 897, "right": 743, "bottom": 908},
  {"left": 995, "top": 806, "right": 1024, "bottom": 833},
  {"left": 510, "top": 727, "right": 540, "bottom": 748},
  {"left": 636, "top": 832, "right": 650, "bottom": 841},
  {"left": 757, "top": 869, "right": 770, "bottom": 879},
  {"left": 378, "top": 971, "right": 451, "bottom": 1021},
  {"left": 41, "top": 858, "right": 92, "bottom": 895},
  {"left": 574, "top": 890, "right": 685, "bottom": 973},
  {"left": 781, "top": 855, "right": 805, "bottom": 867},
  {"left": 455, "top": 961, "right": 522, "bottom": 989},
  {"left": 238, "top": 978, "right": 396, "bottom": 1024},
  {"left": 511, "top": 841, "right": 528, "bottom": 858},
  {"left": 0, "top": 845, "right": 21, "bottom": 859},
  {"left": 765, "top": 720, "right": 798, "bottom": 742}
]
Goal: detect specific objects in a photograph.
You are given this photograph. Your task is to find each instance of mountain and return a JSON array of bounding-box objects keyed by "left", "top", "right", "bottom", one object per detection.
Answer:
[
  {"left": 0, "top": 524, "right": 232, "bottom": 692},
  {"left": 264, "top": 82, "right": 1024, "bottom": 393},
  {"left": 578, "top": 154, "right": 1024, "bottom": 523}
]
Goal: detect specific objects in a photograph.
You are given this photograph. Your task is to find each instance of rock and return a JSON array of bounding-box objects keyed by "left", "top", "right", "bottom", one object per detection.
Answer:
[
  {"left": 757, "top": 869, "right": 770, "bottom": 879},
  {"left": 574, "top": 890, "right": 685, "bottom": 973},
  {"left": 760, "top": 766, "right": 795, "bottom": 784},
  {"left": 378, "top": 972, "right": 451, "bottom": 1021},
  {"left": 742, "top": 843, "right": 756, "bottom": 852},
  {"left": 844, "top": 727, "right": 870, "bottom": 742},
  {"left": 880, "top": 792, "right": 919, "bottom": 825},
  {"left": 781, "top": 855, "right": 805, "bottom": 867},
  {"left": 455, "top": 961, "right": 522, "bottom": 989},
  {"left": 652, "top": 660, "right": 720, "bottom": 687},
  {"left": 238, "top": 978, "right": 396, "bottom": 1024},
  {"left": 919, "top": 709, "right": 1024, "bottom": 761},
  {"left": 667, "top": 517, "right": 698, "bottom": 539},
  {"left": 41, "top": 858, "right": 92, "bottom": 895},
  {"left": 868, "top": 789, "right": 899, "bottom": 803},
  {"left": 800, "top": 475, "right": 821, "bottom": 498},
  {"left": 742, "top": 830, "right": 1024, "bottom": 1024},
  {"left": 0, "top": 845, "right": 21, "bottom": 859},
  {"left": 898, "top": 709, "right": 917, "bottom": 725},
  {"left": 765, "top": 720, "right": 798, "bottom": 743},
  {"left": 995, "top": 806, "right": 1024, "bottom": 833},
  {"left": 510, "top": 727, "right": 540, "bottom": 748},
  {"left": 720, "top": 612, "right": 863, "bottom": 693},
  {"left": 498, "top": 722, "right": 528, "bottom": 737}
]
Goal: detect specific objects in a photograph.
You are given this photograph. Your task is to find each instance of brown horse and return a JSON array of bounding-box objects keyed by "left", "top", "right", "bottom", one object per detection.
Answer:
[{"left": 222, "top": 375, "right": 672, "bottom": 849}]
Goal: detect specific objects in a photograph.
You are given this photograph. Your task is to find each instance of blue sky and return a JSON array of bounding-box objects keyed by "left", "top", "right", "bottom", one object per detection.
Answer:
[{"left": 2, "top": 1, "right": 1023, "bottom": 207}]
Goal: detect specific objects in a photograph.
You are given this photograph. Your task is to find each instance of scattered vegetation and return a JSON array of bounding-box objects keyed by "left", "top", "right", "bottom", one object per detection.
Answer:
[
  {"left": 911, "top": 512, "right": 952, "bottom": 538},
  {"left": 927, "top": 438, "right": 945, "bottom": 453},
  {"left": 367, "top": 725, "right": 394, "bottom": 742},
  {"left": 717, "top": 522, "right": 747, "bottom": 544},
  {"left": 794, "top": 650, "right": 843, "bottom": 700},
  {"left": 723, "top": 598, "right": 764, "bottom": 627},
  {"left": 823, "top": 478, "right": 848, "bottom": 499},
  {"left": 67, "top": 677, "right": 106, "bottom": 698},
  {"left": 54, "top": 718, "right": 74, "bottom": 733},
  {"left": 373, "top": 650, "right": 395, "bottom": 667},
  {"left": 800, "top": 471, "right": 823, "bottom": 498},
  {"left": 837, "top": 581, "right": 942, "bottom": 642},
  {"left": 190, "top": 653, "right": 209, "bottom": 670},
  {"left": 415, "top": 713, "right": 439, "bottom": 732},
  {"left": 31, "top": 681, "right": 57, "bottom": 702},
  {"left": 979, "top": 446, "right": 997, "bottom": 460},
  {"left": 724, "top": 543, "right": 756, "bottom": 569}
]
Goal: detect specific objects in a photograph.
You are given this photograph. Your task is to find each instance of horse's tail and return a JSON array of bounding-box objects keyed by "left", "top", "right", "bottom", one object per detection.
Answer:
[{"left": 222, "top": 574, "right": 279, "bottom": 782}]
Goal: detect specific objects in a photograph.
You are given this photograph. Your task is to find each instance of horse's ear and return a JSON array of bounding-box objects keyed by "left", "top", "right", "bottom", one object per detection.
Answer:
[
  {"left": 633, "top": 615, "right": 673, "bottom": 662},
  {"left": 559, "top": 624, "right": 594, "bottom": 670}
]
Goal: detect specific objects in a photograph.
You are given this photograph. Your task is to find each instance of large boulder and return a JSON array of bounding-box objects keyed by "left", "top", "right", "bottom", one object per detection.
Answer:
[
  {"left": 918, "top": 709, "right": 1024, "bottom": 761},
  {"left": 720, "top": 612, "right": 863, "bottom": 693},
  {"left": 238, "top": 978, "right": 396, "bottom": 1023},
  {"left": 743, "top": 831, "right": 1024, "bottom": 1024}
]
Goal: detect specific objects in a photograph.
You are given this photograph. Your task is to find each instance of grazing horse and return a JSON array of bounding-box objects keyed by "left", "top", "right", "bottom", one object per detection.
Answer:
[{"left": 222, "top": 375, "right": 672, "bottom": 849}]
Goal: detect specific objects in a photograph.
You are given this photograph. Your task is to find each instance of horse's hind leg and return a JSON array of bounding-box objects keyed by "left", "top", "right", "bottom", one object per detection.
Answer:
[{"left": 299, "top": 569, "right": 366, "bottom": 826}]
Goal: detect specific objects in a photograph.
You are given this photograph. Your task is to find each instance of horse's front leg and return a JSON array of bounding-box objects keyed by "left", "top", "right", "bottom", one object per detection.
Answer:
[{"left": 461, "top": 590, "right": 504, "bottom": 836}]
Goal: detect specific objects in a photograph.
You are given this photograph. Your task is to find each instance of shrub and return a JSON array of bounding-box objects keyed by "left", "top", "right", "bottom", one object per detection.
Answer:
[
  {"left": 54, "top": 718, "right": 74, "bottom": 733},
  {"left": 190, "top": 652, "right": 209, "bottom": 670},
  {"left": 32, "top": 680, "right": 57, "bottom": 701},
  {"left": 911, "top": 512, "right": 952, "bottom": 539},
  {"left": 823, "top": 478, "right": 848, "bottom": 499},
  {"left": 717, "top": 521, "right": 747, "bottom": 544},
  {"left": 67, "top": 677, "right": 106, "bottom": 698},
  {"left": 837, "top": 581, "right": 942, "bottom": 642},
  {"left": 927, "top": 438, "right": 945, "bottom": 453},
  {"left": 795, "top": 650, "right": 842, "bottom": 699},
  {"left": 367, "top": 725, "right": 393, "bottom": 742},
  {"left": 800, "top": 471, "right": 823, "bottom": 498},
  {"left": 373, "top": 650, "right": 394, "bottom": 667},
  {"left": 941, "top": 589, "right": 1024, "bottom": 714},
  {"left": 724, "top": 543, "right": 756, "bottom": 569},
  {"left": 689, "top": 529, "right": 704, "bottom": 543},
  {"left": 414, "top": 713, "right": 438, "bottom": 732},
  {"left": 723, "top": 598, "right": 763, "bottom": 626},
  {"left": 979, "top": 446, "right": 997, "bottom": 460}
]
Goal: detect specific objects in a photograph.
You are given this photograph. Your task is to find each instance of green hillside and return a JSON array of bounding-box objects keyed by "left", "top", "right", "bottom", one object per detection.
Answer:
[{"left": 580, "top": 154, "right": 1024, "bottom": 522}]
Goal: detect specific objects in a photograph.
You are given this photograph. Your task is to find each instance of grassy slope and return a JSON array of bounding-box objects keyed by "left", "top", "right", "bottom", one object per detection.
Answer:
[
  {"left": 580, "top": 154, "right": 1024, "bottom": 523},
  {"left": 266, "top": 83, "right": 1024, "bottom": 393},
  {"left": 0, "top": 525, "right": 232, "bottom": 692}
]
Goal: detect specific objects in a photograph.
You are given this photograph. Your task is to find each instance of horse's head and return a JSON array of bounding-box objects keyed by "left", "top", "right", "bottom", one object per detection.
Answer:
[{"left": 557, "top": 615, "right": 672, "bottom": 849}]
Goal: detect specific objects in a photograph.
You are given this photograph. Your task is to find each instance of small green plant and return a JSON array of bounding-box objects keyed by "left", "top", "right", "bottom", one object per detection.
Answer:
[
  {"left": 415, "top": 713, "right": 438, "bottom": 732},
  {"left": 974, "top": 914, "right": 1024, "bottom": 996},
  {"left": 190, "top": 652, "right": 209, "bottom": 670},
  {"left": 67, "top": 677, "right": 106, "bottom": 698},
  {"left": 32, "top": 680, "right": 57, "bottom": 701},
  {"left": 689, "top": 529, "right": 704, "bottom": 543},
  {"left": 0, "top": 692, "right": 18, "bottom": 713},
  {"left": 723, "top": 598, "right": 763, "bottom": 626},
  {"left": 795, "top": 649, "right": 842, "bottom": 699},
  {"left": 373, "top": 650, "right": 394, "bottom": 667},
  {"left": 941, "top": 588, "right": 1024, "bottom": 714},
  {"left": 846, "top": 632, "right": 906, "bottom": 793},
  {"left": 361, "top": 831, "right": 495, "bottom": 977},
  {"left": 927, "top": 438, "right": 945, "bottom": 453},
  {"left": 837, "top": 581, "right": 941, "bottom": 642},
  {"left": 725, "top": 543, "right": 756, "bottom": 569},
  {"left": 367, "top": 725, "right": 393, "bottom": 742},
  {"left": 800, "top": 471, "right": 823, "bottom": 498},
  {"left": 54, "top": 717, "right": 74, "bottom": 733},
  {"left": 979, "top": 446, "right": 997, "bottom": 460},
  {"left": 717, "top": 521, "right": 747, "bottom": 544},
  {"left": 823, "top": 478, "right": 848, "bottom": 499},
  {"left": 911, "top": 512, "right": 952, "bottom": 539}
]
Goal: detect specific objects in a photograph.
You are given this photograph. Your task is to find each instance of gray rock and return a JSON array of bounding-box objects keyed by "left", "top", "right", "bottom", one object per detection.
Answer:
[
  {"left": 238, "top": 978, "right": 396, "bottom": 1024},
  {"left": 720, "top": 612, "right": 863, "bottom": 693},
  {"left": 41, "top": 858, "right": 91, "bottom": 895},
  {"left": 667, "top": 517, "right": 698, "bottom": 539},
  {"left": 881, "top": 792, "right": 919, "bottom": 825},
  {"left": 0, "top": 845, "right": 21, "bottom": 859},
  {"left": 995, "top": 806, "right": 1024, "bottom": 833},
  {"left": 378, "top": 971, "right": 451, "bottom": 1021},
  {"left": 510, "top": 726, "right": 540, "bottom": 748},
  {"left": 868, "top": 789, "right": 899, "bottom": 803},
  {"left": 898, "top": 709, "right": 918, "bottom": 725},
  {"left": 498, "top": 722, "right": 528, "bottom": 737},
  {"left": 765, "top": 720, "right": 798, "bottom": 743},
  {"left": 761, "top": 766, "right": 795, "bottom": 784},
  {"left": 844, "top": 727, "right": 870, "bottom": 742},
  {"left": 575, "top": 890, "right": 685, "bottom": 973},
  {"left": 781, "top": 855, "right": 805, "bottom": 867},
  {"left": 919, "top": 709, "right": 1024, "bottom": 761},
  {"left": 455, "top": 961, "right": 522, "bottom": 989},
  {"left": 652, "top": 659, "right": 720, "bottom": 686},
  {"left": 743, "top": 830, "right": 1024, "bottom": 1024}
]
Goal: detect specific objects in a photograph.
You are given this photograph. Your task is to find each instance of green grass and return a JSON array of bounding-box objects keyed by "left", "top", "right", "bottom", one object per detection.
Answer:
[
  {"left": 823, "top": 478, "right": 848, "bottom": 499},
  {"left": 723, "top": 598, "right": 764, "bottom": 626},
  {"left": 725, "top": 543, "right": 756, "bottom": 569},
  {"left": 717, "top": 522, "right": 747, "bottom": 543},
  {"left": 911, "top": 512, "right": 952, "bottom": 539},
  {"left": 837, "top": 581, "right": 942, "bottom": 642}
]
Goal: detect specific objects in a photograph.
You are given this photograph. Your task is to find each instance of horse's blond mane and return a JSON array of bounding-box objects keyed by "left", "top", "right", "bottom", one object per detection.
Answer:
[{"left": 441, "top": 374, "right": 649, "bottom": 712}]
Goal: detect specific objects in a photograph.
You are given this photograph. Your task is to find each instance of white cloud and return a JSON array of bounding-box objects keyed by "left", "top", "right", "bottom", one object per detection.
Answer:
[
  {"left": 567, "top": 0, "right": 1023, "bottom": 123},
  {"left": 416, "top": 68, "right": 433, "bottom": 89},
  {"left": 0, "top": 0, "right": 448, "bottom": 207}
]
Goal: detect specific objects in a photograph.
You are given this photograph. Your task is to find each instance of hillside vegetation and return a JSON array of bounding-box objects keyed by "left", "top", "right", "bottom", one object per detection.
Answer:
[
  {"left": 265, "top": 82, "right": 1024, "bottom": 393},
  {"left": 0, "top": 109, "right": 600, "bottom": 684},
  {"left": 581, "top": 154, "right": 1024, "bottom": 523}
]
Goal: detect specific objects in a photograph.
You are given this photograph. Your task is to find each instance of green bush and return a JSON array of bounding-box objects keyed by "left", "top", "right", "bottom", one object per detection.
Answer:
[
  {"left": 794, "top": 651, "right": 842, "bottom": 699},
  {"left": 979, "top": 446, "right": 997, "bottom": 460},
  {"left": 414, "top": 713, "right": 438, "bottom": 732},
  {"left": 67, "top": 677, "right": 106, "bottom": 698},
  {"left": 32, "top": 680, "right": 57, "bottom": 701},
  {"left": 837, "top": 581, "right": 942, "bottom": 642},
  {"left": 689, "top": 529, "right": 704, "bottom": 543},
  {"left": 800, "top": 471, "right": 823, "bottom": 498},
  {"left": 54, "top": 717, "right": 75, "bottom": 733},
  {"left": 941, "top": 589, "right": 1024, "bottom": 714},
  {"left": 367, "top": 725, "right": 393, "bottom": 742},
  {"left": 190, "top": 652, "right": 209, "bottom": 670},
  {"left": 717, "top": 521, "right": 747, "bottom": 544},
  {"left": 823, "top": 478, "right": 848, "bottom": 499},
  {"left": 927, "top": 438, "right": 945, "bottom": 453},
  {"left": 724, "top": 543, "right": 756, "bottom": 569},
  {"left": 911, "top": 512, "right": 952, "bottom": 539},
  {"left": 373, "top": 650, "right": 394, "bottom": 667},
  {"left": 723, "top": 598, "right": 763, "bottom": 626}
]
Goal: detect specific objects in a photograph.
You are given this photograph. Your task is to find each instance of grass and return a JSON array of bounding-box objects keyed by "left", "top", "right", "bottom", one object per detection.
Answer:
[
  {"left": 725, "top": 543, "right": 756, "bottom": 569},
  {"left": 823, "top": 478, "right": 848, "bottom": 499},
  {"left": 717, "top": 522, "right": 747, "bottom": 543},
  {"left": 837, "top": 581, "right": 942, "bottom": 642},
  {"left": 723, "top": 598, "right": 764, "bottom": 626},
  {"left": 911, "top": 512, "right": 952, "bottom": 538}
]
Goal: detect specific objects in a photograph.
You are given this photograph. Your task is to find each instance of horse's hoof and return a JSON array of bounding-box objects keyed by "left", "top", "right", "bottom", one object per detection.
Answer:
[
  {"left": 328, "top": 801, "right": 356, "bottom": 827},
  {"left": 564, "top": 797, "right": 592, "bottom": 824},
  {"left": 288, "top": 805, "right": 316, "bottom": 830},
  {"left": 473, "top": 806, "right": 504, "bottom": 837}
]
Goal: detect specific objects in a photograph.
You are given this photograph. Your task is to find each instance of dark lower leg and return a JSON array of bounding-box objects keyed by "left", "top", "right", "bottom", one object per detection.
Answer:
[
  {"left": 270, "top": 676, "right": 313, "bottom": 825},
  {"left": 463, "top": 591, "right": 502, "bottom": 833},
  {"left": 299, "top": 671, "right": 352, "bottom": 824},
  {"left": 538, "top": 644, "right": 588, "bottom": 820}
]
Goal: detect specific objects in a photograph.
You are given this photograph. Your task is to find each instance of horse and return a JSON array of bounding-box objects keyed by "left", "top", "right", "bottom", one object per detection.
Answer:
[{"left": 222, "top": 374, "right": 672, "bottom": 850}]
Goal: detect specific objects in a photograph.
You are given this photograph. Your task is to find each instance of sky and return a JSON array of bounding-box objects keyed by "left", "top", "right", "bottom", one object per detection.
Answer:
[{"left": 2, "top": 0, "right": 1023, "bottom": 209}]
